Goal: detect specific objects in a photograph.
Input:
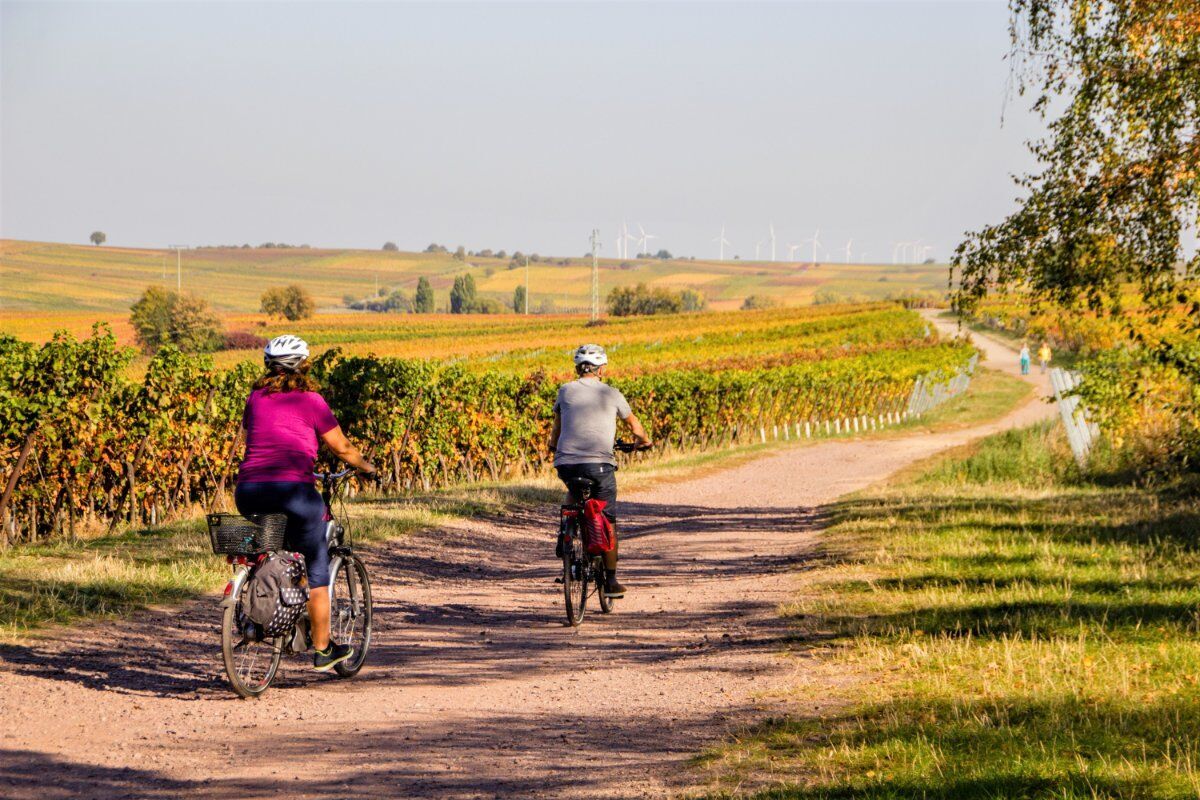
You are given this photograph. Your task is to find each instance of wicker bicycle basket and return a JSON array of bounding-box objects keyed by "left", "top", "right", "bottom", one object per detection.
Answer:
[{"left": 206, "top": 513, "right": 288, "bottom": 556}]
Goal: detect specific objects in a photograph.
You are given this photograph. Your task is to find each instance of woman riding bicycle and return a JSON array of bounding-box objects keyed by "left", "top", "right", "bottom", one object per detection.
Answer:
[{"left": 235, "top": 335, "right": 376, "bottom": 672}]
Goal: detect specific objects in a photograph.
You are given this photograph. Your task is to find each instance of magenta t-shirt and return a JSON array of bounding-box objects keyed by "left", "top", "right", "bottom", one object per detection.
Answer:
[{"left": 238, "top": 389, "right": 340, "bottom": 484}]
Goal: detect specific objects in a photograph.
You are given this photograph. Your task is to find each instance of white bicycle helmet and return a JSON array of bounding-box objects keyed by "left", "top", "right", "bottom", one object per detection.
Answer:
[
  {"left": 264, "top": 334, "right": 310, "bottom": 372},
  {"left": 573, "top": 343, "right": 608, "bottom": 367}
]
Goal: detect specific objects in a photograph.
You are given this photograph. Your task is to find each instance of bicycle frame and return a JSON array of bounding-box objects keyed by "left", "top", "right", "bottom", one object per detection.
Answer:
[{"left": 219, "top": 469, "right": 355, "bottom": 612}]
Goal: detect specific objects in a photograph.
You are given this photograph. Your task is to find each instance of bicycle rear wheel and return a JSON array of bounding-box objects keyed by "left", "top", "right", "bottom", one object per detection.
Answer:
[
  {"left": 221, "top": 582, "right": 283, "bottom": 699},
  {"left": 331, "top": 552, "right": 373, "bottom": 677},
  {"left": 596, "top": 561, "right": 615, "bottom": 614},
  {"left": 563, "top": 534, "right": 587, "bottom": 626}
]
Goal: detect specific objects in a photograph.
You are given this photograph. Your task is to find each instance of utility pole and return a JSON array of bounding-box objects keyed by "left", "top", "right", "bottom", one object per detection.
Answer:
[
  {"left": 524, "top": 255, "right": 530, "bottom": 315},
  {"left": 168, "top": 245, "right": 188, "bottom": 291},
  {"left": 589, "top": 228, "right": 601, "bottom": 322}
]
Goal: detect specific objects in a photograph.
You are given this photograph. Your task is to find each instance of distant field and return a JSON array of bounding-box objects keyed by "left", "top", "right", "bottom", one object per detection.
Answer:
[
  {"left": 1, "top": 301, "right": 940, "bottom": 378},
  {"left": 0, "top": 239, "right": 947, "bottom": 322}
]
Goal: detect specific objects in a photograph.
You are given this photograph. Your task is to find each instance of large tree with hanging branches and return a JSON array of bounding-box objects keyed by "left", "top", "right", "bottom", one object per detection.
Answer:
[
  {"left": 953, "top": 1, "right": 1200, "bottom": 469},
  {"left": 954, "top": 0, "right": 1198, "bottom": 332}
]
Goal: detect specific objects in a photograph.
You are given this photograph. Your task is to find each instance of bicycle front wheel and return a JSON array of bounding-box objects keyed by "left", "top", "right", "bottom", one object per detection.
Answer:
[
  {"left": 331, "top": 553, "right": 373, "bottom": 678},
  {"left": 563, "top": 535, "right": 586, "bottom": 626},
  {"left": 221, "top": 584, "right": 283, "bottom": 699}
]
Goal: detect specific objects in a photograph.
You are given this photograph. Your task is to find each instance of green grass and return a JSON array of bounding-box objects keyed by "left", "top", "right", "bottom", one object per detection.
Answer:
[
  {"left": 692, "top": 422, "right": 1200, "bottom": 799},
  {"left": 0, "top": 368, "right": 1029, "bottom": 640}
]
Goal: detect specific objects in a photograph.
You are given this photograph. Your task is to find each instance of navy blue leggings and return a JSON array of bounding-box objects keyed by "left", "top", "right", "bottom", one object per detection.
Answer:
[{"left": 235, "top": 481, "right": 331, "bottom": 587}]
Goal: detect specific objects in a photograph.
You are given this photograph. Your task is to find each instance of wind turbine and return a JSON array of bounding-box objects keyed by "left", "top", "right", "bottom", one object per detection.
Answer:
[
  {"left": 806, "top": 229, "right": 822, "bottom": 264},
  {"left": 755, "top": 240, "right": 765, "bottom": 260},
  {"left": 712, "top": 225, "right": 732, "bottom": 261},
  {"left": 844, "top": 238, "right": 853, "bottom": 263},
  {"left": 769, "top": 222, "right": 777, "bottom": 262},
  {"left": 892, "top": 241, "right": 908, "bottom": 264},
  {"left": 787, "top": 243, "right": 802, "bottom": 261},
  {"left": 636, "top": 223, "right": 657, "bottom": 257},
  {"left": 624, "top": 222, "right": 638, "bottom": 260}
]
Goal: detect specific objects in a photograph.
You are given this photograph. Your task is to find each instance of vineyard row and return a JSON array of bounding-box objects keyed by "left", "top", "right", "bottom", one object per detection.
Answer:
[{"left": 0, "top": 327, "right": 975, "bottom": 544}]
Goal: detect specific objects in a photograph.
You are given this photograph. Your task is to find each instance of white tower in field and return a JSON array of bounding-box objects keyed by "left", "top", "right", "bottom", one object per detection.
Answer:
[
  {"left": 589, "top": 229, "right": 601, "bottom": 322},
  {"left": 805, "top": 230, "right": 822, "bottom": 264},
  {"left": 787, "top": 243, "right": 801, "bottom": 260},
  {"left": 168, "top": 244, "right": 189, "bottom": 290},
  {"left": 844, "top": 238, "right": 853, "bottom": 263},
  {"left": 636, "top": 223, "right": 657, "bottom": 257},
  {"left": 712, "top": 224, "right": 732, "bottom": 261},
  {"left": 769, "top": 222, "right": 777, "bottom": 261}
]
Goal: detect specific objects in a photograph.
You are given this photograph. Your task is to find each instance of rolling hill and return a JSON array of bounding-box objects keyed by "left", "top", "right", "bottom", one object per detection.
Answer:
[{"left": 0, "top": 239, "right": 948, "bottom": 343}]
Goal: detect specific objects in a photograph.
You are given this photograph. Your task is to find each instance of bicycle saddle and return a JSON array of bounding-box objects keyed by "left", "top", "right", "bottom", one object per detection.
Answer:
[{"left": 566, "top": 477, "right": 596, "bottom": 501}]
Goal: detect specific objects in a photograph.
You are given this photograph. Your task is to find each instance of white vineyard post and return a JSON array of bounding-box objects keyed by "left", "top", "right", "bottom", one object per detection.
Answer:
[{"left": 1050, "top": 368, "right": 1098, "bottom": 467}]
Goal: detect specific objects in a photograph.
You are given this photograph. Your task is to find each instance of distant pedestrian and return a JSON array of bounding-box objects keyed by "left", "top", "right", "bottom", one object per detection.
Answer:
[
  {"left": 1019, "top": 343, "right": 1031, "bottom": 375},
  {"left": 1038, "top": 342, "right": 1052, "bottom": 374}
]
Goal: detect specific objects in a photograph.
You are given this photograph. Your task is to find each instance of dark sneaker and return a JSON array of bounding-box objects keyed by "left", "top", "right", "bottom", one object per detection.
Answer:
[
  {"left": 313, "top": 642, "right": 354, "bottom": 672},
  {"left": 603, "top": 578, "right": 627, "bottom": 598}
]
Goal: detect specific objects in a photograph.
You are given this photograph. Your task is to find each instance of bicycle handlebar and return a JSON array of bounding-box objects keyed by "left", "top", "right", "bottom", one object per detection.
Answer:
[
  {"left": 313, "top": 468, "right": 358, "bottom": 481},
  {"left": 615, "top": 440, "right": 653, "bottom": 453}
]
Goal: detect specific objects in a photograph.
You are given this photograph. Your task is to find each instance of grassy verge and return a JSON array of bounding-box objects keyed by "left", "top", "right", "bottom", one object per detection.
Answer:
[
  {"left": 0, "top": 367, "right": 1029, "bottom": 640},
  {"left": 693, "top": 422, "right": 1200, "bottom": 799}
]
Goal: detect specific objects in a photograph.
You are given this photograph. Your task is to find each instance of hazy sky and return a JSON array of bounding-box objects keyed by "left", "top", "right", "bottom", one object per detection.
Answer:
[{"left": 1, "top": 1, "right": 1044, "bottom": 261}]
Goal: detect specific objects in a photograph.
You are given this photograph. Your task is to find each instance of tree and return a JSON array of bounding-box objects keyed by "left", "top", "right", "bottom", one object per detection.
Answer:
[
  {"left": 130, "top": 286, "right": 222, "bottom": 353},
  {"left": 607, "top": 283, "right": 685, "bottom": 316},
  {"left": 954, "top": 0, "right": 1199, "bottom": 354},
  {"left": 449, "top": 273, "right": 478, "bottom": 313},
  {"left": 382, "top": 241, "right": 399, "bottom": 251},
  {"left": 424, "top": 243, "right": 448, "bottom": 254},
  {"left": 453, "top": 246, "right": 467, "bottom": 262},
  {"left": 474, "top": 297, "right": 505, "bottom": 314},
  {"left": 655, "top": 249, "right": 673, "bottom": 260},
  {"left": 741, "top": 294, "right": 781, "bottom": 310},
  {"left": 513, "top": 284, "right": 527, "bottom": 313},
  {"left": 414, "top": 276, "right": 435, "bottom": 313},
  {"left": 680, "top": 288, "right": 707, "bottom": 312},
  {"left": 952, "top": 0, "right": 1200, "bottom": 470},
  {"left": 260, "top": 285, "right": 315, "bottom": 321},
  {"left": 384, "top": 289, "right": 413, "bottom": 312},
  {"left": 89, "top": 231, "right": 106, "bottom": 246}
]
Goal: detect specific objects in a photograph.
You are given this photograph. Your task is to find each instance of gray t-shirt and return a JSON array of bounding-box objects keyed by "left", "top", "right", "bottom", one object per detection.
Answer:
[{"left": 553, "top": 378, "right": 632, "bottom": 467}]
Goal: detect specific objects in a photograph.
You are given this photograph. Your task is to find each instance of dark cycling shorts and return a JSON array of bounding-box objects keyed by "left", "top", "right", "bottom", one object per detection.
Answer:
[
  {"left": 555, "top": 463, "right": 618, "bottom": 521},
  {"left": 235, "top": 481, "right": 331, "bottom": 588}
]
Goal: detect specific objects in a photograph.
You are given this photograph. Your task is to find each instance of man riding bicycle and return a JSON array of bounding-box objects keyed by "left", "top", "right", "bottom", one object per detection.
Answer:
[
  {"left": 235, "top": 335, "right": 376, "bottom": 672},
  {"left": 549, "top": 344, "right": 651, "bottom": 598}
]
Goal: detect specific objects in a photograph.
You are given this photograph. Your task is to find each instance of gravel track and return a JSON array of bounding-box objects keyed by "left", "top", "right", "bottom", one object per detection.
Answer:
[{"left": 0, "top": 317, "right": 1053, "bottom": 799}]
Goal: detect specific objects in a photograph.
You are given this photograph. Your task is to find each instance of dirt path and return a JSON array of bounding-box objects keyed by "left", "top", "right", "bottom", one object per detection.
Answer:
[{"left": 0, "top": 317, "right": 1054, "bottom": 800}]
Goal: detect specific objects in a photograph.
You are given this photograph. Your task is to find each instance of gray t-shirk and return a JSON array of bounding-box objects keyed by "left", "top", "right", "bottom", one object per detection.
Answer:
[{"left": 553, "top": 378, "right": 632, "bottom": 466}]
